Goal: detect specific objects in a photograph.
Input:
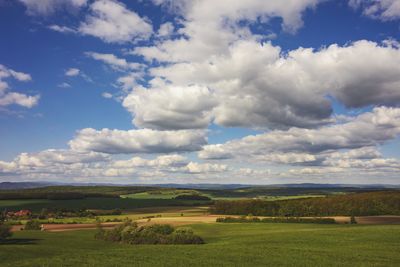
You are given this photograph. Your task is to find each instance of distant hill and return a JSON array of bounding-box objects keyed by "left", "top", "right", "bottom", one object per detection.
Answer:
[
  {"left": 1, "top": 181, "right": 399, "bottom": 190},
  {"left": 0, "top": 182, "right": 59, "bottom": 190}
]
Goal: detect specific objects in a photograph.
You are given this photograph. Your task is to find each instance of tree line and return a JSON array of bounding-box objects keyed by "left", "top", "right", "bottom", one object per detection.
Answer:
[
  {"left": 211, "top": 191, "right": 400, "bottom": 216},
  {"left": 0, "top": 192, "right": 118, "bottom": 200}
]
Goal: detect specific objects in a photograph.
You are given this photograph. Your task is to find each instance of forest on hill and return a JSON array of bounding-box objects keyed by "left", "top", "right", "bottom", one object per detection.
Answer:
[{"left": 212, "top": 191, "right": 400, "bottom": 216}]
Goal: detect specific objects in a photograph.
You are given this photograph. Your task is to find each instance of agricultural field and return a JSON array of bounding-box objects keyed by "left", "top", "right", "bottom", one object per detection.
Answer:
[
  {"left": 1, "top": 223, "right": 399, "bottom": 266},
  {"left": 1, "top": 186, "right": 400, "bottom": 266},
  {"left": 0, "top": 197, "right": 211, "bottom": 212},
  {"left": 121, "top": 189, "right": 199, "bottom": 199}
]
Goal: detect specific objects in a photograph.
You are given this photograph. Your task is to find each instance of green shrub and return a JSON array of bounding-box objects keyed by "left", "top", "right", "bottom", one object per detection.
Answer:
[
  {"left": 95, "top": 222, "right": 204, "bottom": 245},
  {"left": 147, "top": 224, "right": 174, "bottom": 235},
  {"left": 24, "top": 220, "right": 42, "bottom": 230},
  {"left": 0, "top": 224, "right": 12, "bottom": 240},
  {"left": 168, "top": 228, "right": 204, "bottom": 244},
  {"left": 350, "top": 215, "right": 357, "bottom": 224}
]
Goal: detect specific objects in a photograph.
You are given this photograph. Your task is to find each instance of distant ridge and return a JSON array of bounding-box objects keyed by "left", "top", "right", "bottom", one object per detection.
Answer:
[
  {"left": 0, "top": 182, "right": 59, "bottom": 190},
  {"left": 1, "top": 181, "right": 399, "bottom": 190}
]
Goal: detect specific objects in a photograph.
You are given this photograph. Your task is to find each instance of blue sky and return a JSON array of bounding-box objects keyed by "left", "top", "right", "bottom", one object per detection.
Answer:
[{"left": 0, "top": 0, "right": 399, "bottom": 184}]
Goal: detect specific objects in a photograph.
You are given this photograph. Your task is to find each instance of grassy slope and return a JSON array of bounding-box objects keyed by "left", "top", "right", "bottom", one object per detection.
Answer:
[{"left": 1, "top": 223, "right": 399, "bottom": 267}]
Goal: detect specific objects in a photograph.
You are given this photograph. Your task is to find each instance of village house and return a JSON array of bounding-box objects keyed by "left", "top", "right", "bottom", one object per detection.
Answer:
[{"left": 7, "top": 209, "right": 32, "bottom": 217}]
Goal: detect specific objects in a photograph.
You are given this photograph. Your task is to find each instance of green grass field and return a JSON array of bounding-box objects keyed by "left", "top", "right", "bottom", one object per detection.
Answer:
[
  {"left": 1, "top": 223, "right": 399, "bottom": 266},
  {"left": 121, "top": 189, "right": 198, "bottom": 199}
]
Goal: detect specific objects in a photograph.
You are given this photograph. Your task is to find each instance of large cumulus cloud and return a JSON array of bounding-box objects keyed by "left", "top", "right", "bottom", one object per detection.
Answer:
[
  {"left": 128, "top": 40, "right": 400, "bottom": 130},
  {"left": 69, "top": 128, "right": 207, "bottom": 154},
  {"left": 199, "top": 107, "right": 400, "bottom": 160}
]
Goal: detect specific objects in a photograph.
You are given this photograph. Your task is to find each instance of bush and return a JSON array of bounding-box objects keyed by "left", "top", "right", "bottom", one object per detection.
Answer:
[
  {"left": 168, "top": 228, "right": 204, "bottom": 244},
  {"left": 0, "top": 224, "right": 12, "bottom": 240},
  {"left": 350, "top": 215, "right": 357, "bottom": 224},
  {"left": 25, "top": 220, "right": 42, "bottom": 230},
  {"left": 147, "top": 224, "right": 174, "bottom": 235},
  {"left": 95, "top": 221, "right": 204, "bottom": 245}
]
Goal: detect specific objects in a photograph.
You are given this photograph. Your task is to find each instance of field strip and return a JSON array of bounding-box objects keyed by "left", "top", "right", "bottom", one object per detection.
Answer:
[{"left": 10, "top": 215, "right": 400, "bottom": 232}]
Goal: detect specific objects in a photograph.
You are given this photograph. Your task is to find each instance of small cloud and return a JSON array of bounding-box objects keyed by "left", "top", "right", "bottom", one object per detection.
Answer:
[
  {"left": 58, "top": 82, "right": 71, "bottom": 88},
  {"left": 102, "top": 92, "right": 113, "bottom": 99},
  {"left": 65, "top": 68, "right": 80, "bottom": 77},
  {"left": 48, "top": 25, "right": 77, "bottom": 34}
]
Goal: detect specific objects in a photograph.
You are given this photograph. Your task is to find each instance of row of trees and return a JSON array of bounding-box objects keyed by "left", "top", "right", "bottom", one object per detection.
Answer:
[
  {"left": 212, "top": 191, "right": 400, "bottom": 216},
  {"left": 173, "top": 194, "right": 211, "bottom": 201},
  {"left": 216, "top": 216, "right": 337, "bottom": 224},
  {"left": 0, "top": 192, "right": 118, "bottom": 200},
  {"left": 3, "top": 208, "right": 123, "bottom": 221}
]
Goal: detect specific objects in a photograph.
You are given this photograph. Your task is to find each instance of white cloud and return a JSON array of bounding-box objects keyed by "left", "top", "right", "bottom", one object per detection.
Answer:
[
  {"left": 123, "top": 85, "right": 217, "bottom": 130},
  {"left": 16, "top": 149, "right": 110, "bottom": 166},
  {"left": 185, "top": 162, "right": 228, "bottom": 174},
  {"left": 199, "top": 107, "right": 400, "bottom": 161},
  {"left": 58, "top": 82, "right": 72, "bottom": 88},
  {"left": 48, "top": 24, "right": 77, "bottom": 34},
  {"left": 18, "top": 0, "right": 87, "bottom": 15},
  {"left": 349, "top": 0, "right": 400, "bottom": 20},
  {"left": 0, "top": 64, "right": 39, "bottom": 109},
  {"left": 138, "top": 0, "right": 320, "bottom": 63},
  {"left": 113, "top": 154, "right": 188, "bottom": 168},
  {"left": 0, "top": 92, "right": 40, "bottom": 108},
  {"left": 132, "top": 40, "right": 400, "bottom": 130},
  {"left": 198, "top": 144, "right": 233, "bottom": 160},
  {"left": 327, "top": 147, "right": 382, "bottom": 160},
  {"left": 65, "top": 68, "right": 80, "bottom": 76},
  {"left": 0, "top": 64, "right": 32, "bottom": 81},
  {"left": 69, "top": 128, "right": 207, "bottom": 154},
  {"left": 258, "top": 153, "right": 317, "bottom": 164},
  {"left": 78, "top": 0, "right": 153, "bottom": 43},
  {"left": 116, "top": 72, "right": 143, "bottom": 91},
  {"left": 101, "top": 92, "right": 113, "bottom": 98},
  {"left": 157, "top": 22, "right": 174, "bottom": 37},
  {"left": 86, "top": 52, "right": 142, "bottom": 71}
]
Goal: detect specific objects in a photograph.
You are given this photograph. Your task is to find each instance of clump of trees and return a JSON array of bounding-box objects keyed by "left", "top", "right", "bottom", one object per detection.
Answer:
[
  {"left": 0, "top": 212, "right": 12, "bottom": 240},
  {"left": 174, "top": 194, "right": 211, "bottom": 201},
  {"left": 95, "top": 220, "right": 204, "bottom": 245},
  {"left": 0, "top": 224, "right": 12, "bottom": 240},
  {"left": 37, "top": 208, "right": 122, "bottom": 219},
  {"left": 212, "top": 191, "right": 400, "bottom": 217},
  {"left": 216, "top": 216, "right": 336, "bottom": 224}
]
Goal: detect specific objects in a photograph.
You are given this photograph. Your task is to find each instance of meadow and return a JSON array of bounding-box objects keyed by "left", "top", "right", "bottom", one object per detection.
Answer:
[{"left": 1, "top": 223, "right": 399, "bottom": 267}]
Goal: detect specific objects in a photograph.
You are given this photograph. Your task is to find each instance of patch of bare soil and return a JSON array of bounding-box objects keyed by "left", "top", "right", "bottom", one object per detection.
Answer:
[
  {"left": 42, "top": 222, "right": 122, "bottom": 232},
  {"left": 136, "top": 215, "right": 220, "bottom": 226},
  {"left": 10, "top": 225, "right": 24, "bottom": 232},
  {"left": 354, "top": 216, "right": 400, "bottom": 224}
]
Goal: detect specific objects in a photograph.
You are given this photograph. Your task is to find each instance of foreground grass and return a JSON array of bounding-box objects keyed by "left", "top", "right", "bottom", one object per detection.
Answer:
[{"left": 1, "top": 223, "right": 399, "bottom": 266}]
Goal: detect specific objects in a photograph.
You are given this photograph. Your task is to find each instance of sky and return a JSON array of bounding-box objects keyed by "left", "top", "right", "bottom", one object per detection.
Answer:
[{"left": 0, "top": 0, "right": 400, "bottom": 184}]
